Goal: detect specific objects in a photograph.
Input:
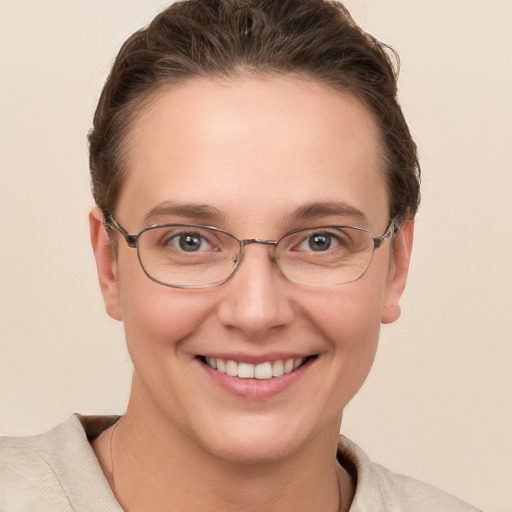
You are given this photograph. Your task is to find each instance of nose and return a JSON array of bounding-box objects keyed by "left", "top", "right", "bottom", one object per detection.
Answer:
[{"left": 217, "top": 243, "right": 295, "bottom": 338}]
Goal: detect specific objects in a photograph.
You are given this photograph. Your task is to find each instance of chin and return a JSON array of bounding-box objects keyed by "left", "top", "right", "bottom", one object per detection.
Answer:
[
  {"left": 204, "top": 434, "right": 299, "bottom": 466},
  {"left": 193, "top": 413, "right": 332, "bottom": 466}
]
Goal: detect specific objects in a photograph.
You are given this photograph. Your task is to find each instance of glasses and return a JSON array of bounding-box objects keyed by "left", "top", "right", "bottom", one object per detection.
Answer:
[{"left": 103, "top": 211, "right": 399, "bottom": 289}]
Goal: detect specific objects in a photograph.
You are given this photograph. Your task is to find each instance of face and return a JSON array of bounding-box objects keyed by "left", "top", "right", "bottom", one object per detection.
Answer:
[{"left": 91, "top": 76, "right": 412, "bottom": 464}]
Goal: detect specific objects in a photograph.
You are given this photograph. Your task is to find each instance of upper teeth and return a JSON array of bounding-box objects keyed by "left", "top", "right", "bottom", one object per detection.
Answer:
[{"left": 205, "top": 357, "right": 305, "bottom": 380}]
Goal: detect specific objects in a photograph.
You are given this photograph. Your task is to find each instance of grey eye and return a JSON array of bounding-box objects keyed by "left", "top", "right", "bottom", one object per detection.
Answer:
[
  {"left": 308, "top": 233, "right": 332, "bottom": 251},
  {"left": 177, "top": 233, "right": 204, "bottom": 252}
]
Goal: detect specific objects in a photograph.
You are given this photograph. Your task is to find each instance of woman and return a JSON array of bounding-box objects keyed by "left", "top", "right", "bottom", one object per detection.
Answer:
[{"left": 0, "top": 1, "right": 483, "bottom": 511}]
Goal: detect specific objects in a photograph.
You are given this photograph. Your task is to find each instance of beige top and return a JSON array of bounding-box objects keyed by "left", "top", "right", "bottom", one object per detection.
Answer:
[{"left": 0, "top": 414, "right": 481, "bottom": 512}]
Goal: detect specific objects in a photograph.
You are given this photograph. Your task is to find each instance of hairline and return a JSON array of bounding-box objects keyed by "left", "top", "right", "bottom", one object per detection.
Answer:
[{"left": 112, "top": 69, "right": 391, "bottom": 215}]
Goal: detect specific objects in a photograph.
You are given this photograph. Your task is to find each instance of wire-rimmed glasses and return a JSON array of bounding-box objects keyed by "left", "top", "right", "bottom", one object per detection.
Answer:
[{"left": 103, "top": 210, "right": 399, "bottom": 289}]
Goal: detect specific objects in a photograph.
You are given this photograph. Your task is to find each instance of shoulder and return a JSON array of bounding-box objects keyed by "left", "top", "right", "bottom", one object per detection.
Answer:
[
  {"left": 0, "top": 415, "right": 85, "bottom": 511},
  {"left": 338, "top": 435, "right": 483, "bottom": 512},
  {"left": 0, "top": 415, "right": 122, "bottom": 512}
]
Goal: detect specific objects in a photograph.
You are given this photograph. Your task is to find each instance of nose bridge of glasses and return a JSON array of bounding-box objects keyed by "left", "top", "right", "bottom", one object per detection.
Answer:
[
  {"left": 240, "top": 238, "right": 279, "bottom": 248},
  {"left": 233, "top": 238, "right": 278, "bottom": 265}
]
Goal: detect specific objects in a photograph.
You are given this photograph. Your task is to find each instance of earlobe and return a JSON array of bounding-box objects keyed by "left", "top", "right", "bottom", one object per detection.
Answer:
[
  {"left": 381, "top": 220, "right": 414, "bottom": 325},
  {"left": 89, "top": 207, "right": 122, "bottom": 321}
]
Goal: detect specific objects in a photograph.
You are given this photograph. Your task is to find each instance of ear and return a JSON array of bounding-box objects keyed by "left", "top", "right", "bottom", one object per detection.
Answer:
[
  {"left": 89, "top": 207, "right": 122, "bottom": 321},
  {"left": 381, "top": 220, "right": 414, "bottom": 324}
]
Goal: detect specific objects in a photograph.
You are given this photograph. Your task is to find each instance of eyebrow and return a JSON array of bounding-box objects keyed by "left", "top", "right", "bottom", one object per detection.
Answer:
[
  {"left": 290, "top": 202, "right": 369, "bottom": 224},
  {"left": 143, "top": 200, "right": 368, "bottom": 226},
  {"left": 144, "top": 202, "right": 223, "bottom": 223}
]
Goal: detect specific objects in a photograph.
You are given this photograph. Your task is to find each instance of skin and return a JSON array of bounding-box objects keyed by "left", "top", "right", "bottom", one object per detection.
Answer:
[{"left": 90, "top": 75, "right": 413, "bottom": 512}]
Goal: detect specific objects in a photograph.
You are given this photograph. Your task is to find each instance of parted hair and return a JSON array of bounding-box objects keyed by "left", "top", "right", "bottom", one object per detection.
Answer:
[{"left": 88, "top": 0, "right": 420, "bottom": 222}]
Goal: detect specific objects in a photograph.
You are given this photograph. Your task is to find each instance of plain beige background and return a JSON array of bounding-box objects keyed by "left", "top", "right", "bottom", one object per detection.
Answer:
[{"left": 0, "top": 1, "right": 511, "bottom": 511}]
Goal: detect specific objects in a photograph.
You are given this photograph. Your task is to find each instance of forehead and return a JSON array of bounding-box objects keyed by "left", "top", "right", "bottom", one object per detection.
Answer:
[{"left": 119, "top": 75, "right": 389, "bottom": 232}]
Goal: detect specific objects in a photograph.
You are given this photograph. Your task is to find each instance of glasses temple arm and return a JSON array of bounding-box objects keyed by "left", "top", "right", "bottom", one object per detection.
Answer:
[
  {"left": 101, "top": 208, "right": 138, "bottom": 247},
  {"left": 373, "top": 218, "right": 400, "bottom": 249}
]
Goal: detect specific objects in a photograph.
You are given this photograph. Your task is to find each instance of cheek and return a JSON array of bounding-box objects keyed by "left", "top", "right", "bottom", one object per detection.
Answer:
[
  {"left": 308, "top": 270, "right": 387, "bottom": 345},
  {"left": 304, "top": 277, "right": 387, "bottom": 400},
  {"left": 116, "top": 259, "right": 218, "bottom": 364}
]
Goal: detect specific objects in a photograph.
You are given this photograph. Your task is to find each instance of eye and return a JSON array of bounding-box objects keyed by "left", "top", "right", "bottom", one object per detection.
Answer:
[
  {"left": 170, "top": 231, "right": 211, "bottom": 252},
  {"left": 151, "top": 227, "right": 215, "bottom": 253},
  {"left": 143, "top": 225, "right": 230, "bottom": 257},
  {"left": 306, "top": 233, "right": 334, "bottom": 251},
  {"left": 297, "top": 231, "right": 341, "bottom": 252}
]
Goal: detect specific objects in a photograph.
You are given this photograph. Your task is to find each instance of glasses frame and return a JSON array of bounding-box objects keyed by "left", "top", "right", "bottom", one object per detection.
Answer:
[{"left": 102, "top": 209, "right": 399, "bottom": 289}]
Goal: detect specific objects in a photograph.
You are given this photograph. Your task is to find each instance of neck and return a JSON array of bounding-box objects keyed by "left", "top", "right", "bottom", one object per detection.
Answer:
[{"left": 94, "top": 380, "right": 353, "bottom": 512}]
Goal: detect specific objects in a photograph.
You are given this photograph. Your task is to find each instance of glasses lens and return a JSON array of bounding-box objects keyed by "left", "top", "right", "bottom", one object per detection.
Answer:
[
  {"left": 276, "top": 226, "right": 374, "bottom": 285},
  {"left": 137, "top": 225, "right": 240, "bottom": 287}
]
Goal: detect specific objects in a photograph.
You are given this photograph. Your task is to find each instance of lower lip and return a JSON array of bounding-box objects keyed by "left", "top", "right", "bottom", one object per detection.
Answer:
[{"left": 198, "top": 358, "right": 315, "bottom": 400}]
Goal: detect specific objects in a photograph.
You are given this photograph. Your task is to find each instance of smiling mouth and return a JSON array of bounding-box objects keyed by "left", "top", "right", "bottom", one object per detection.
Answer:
[{"left": 197, "top": 355, "right": 316, "bottom": 380}]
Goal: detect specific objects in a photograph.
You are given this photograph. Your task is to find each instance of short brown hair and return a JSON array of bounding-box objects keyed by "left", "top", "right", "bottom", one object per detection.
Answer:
[{"left": 89, "top": 0, "right": 420, "bottom": 222}]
